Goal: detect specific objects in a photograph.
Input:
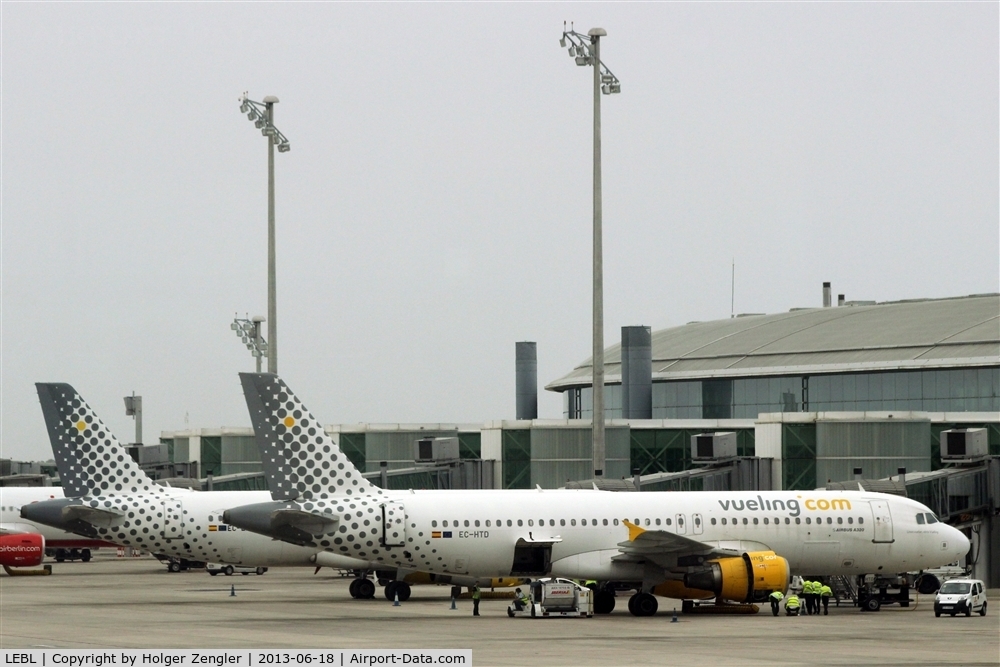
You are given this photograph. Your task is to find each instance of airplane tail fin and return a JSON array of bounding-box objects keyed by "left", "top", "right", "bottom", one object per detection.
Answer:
[
  {"left": 35, "top": 383, "right": 157, "bottom": 498},
  {"left": 240, "top": 373, "right": 383, "bottom": 501}
]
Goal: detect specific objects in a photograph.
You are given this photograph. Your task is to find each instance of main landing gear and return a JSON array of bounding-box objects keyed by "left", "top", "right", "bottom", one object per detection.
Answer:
[
  {"left": 384, "top": 580, "right": 412, "bottom": 602},
  {"left": 349, "top": 577, "right": 376, "bottom": 599},
  {"left": 628, "top": 592, "right": 658, "bottom": 617}
]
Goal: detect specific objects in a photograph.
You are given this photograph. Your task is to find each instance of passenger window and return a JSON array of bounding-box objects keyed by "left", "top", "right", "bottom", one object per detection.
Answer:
[
  {"left": 916, "top": 514, "right": 925, "bottom": 525},
  {"left": 560, "top": 519, "right": 566, "bottom": 526},
  {"left": 785, "top": 518, "right": 791, "bottom": 525},
  {"left": 528, "top": 520, "right": 534, "bottom": 527},
  {"left": 644, "top": 519, "right": 650, "bottom": 526},
  {"left": 655, "top": 518, "right": 661, "bottom": 526},
  {"left": 603, "top": 519, "right": 608, "bottom": 526},
  {"left": 711, "top": 518, "right": 717, "bottom": 526},
  {"left": 517, "top": 520, "right": 523, "bottom": 527},
  {"left": 613, "top": 519, "right": 619, "bottom": 526},
  {"left": 827, "top": 518, "right": 832, "bottom": 524},
  {"left": 433, "top": 520, "right": 439, "bottom": 527},
  {"left": 464, "top": 520, "right": 470, "bottom": 527},
  {"left": 721, "top": 518, "right": 727, "bottom": 525},
  {"left": 753, "top": 518, "right": 759, "bottom": 525},
  {"left": 763, "top": 518, "right": 769, "bottom": 525},
  {"left": 806, "top": 518, "right": 811, "bottom": 525},
  {"left": 837, "top": 517, "right": 843, "bottom": 524},
  {"left": 475, "top": 520, "right": 480, "bottom": 527},
  {"left": 507, "top": 520, "right": 512, "bottom": 527},
  {"left": 485, "top": 520, "right": 491, "bottom": 527},
  {"left": 858, "top": 517, "right": 864, "bottom": 524},
  {"left": 848, "top": 517, "right": 853, "bottom": 524},
  {"left": 634, "top": 518, "right": 641, "bottom": 525},
  {"left": 665, "top": 518, "right": 672, "bottom": 526},
  {"left": 795, "top": 518, "right": 801, "bottom": 525},
  {"left": 580, "top": 519, "right": 586, "bottom": 526},
  {"left": 592, "top": 519, "right": 597, "bottom": 525},
  {"left": 550, "top": 520, "right": 555, "bottom": 526},
  {"left": 571, "top": 519, "right": 576, "bottom": 526},
  {"left": 742, "top": 518, "right": 748, "bottom": 525}
]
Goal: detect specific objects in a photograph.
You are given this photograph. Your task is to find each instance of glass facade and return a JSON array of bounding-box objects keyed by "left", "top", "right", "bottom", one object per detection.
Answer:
[{"left": 564, "top": 367, "right": 1000, "bottom": 419}]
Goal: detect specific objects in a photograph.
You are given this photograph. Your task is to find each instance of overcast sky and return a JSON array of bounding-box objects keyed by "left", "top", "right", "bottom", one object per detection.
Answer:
[{"left": 2, "top": 3, "right": 997, "bottom": 461}]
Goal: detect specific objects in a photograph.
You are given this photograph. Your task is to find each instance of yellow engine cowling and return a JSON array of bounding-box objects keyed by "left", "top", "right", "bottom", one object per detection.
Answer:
[
  {"left": 652, "top": 580, "right": 715, "bottom": 601},
  {"left": 683, "top": 551, "right": 789, "bottom": 603}
]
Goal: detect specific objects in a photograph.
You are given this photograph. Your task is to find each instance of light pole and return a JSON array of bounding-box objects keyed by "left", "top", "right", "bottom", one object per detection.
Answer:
[
  {"left": 560, "top": 24, "right": 621, "bottom": 478},
  {"left": 239, "top": 93, "right": 290, "bottom": 374},
  {"left": 124, "top": 393, "right": 142, "bottom": 445},
  {"left": 231, "top": 314, "right": 269, "bottom": 373}
]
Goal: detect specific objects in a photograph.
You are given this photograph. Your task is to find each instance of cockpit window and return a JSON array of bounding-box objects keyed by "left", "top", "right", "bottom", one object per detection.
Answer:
[
  {"left": 925, "top": 513, "right": 938, "bottom": 524},
  {"left": 939, "top": 582, "right": 971, "bottom": 595},
  {"left": 916, "top": 514, "right": 925, "bottom": 525}
]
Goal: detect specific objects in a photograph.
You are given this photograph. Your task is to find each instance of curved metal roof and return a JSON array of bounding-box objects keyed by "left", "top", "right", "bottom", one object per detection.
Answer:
[{"left": 546, "top": 294, "right": 1000, "bottom": 391}]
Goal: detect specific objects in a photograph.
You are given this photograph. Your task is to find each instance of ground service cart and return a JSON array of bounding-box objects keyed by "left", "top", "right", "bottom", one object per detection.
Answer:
[{"left": 507, "top": 578, "right": 593, "bottom": 618}]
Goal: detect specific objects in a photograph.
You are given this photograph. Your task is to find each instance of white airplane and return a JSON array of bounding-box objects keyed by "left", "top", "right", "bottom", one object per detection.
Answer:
[
  {"left": 1, "top": 486, "right": 115, "bottom": 562},
  {"left": 22, "top": 383, "right": 526, "bottom": 600},
  {"left": 225, "top": 373, "right": 971, "bottom": 616}
]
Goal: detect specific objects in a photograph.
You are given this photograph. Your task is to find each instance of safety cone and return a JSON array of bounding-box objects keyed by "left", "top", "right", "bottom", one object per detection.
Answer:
[
  {"left": 450, "top": 596, "right": 457, "bottom": 610},
  {"left": 393, "top": 592, "right": 400, "bottom": 607},
  {"left": 672, "top": 608, "right": 678, "bottom": 623},
  {"left": 230, "top": 585, "right": 236, "bottom": 597}
]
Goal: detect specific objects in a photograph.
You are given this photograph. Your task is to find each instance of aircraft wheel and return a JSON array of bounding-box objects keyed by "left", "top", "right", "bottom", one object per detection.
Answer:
[
  {"left": 81, "top": 549, "right": 92, "bottom": 562},
  {"left": 863, "top": 597, "right": 881, "bottom": 612},
  {"left": 635, "top": 593, "right": 658, "bottom": 617},
  {"left": 395, "top": 582, "right": 411, "bottom": 602},
  {"left": 384, "top": 581, "right": 399, "bottom": 601},
  {"left": 357, "top": 578, "right": 376, "bottom": 599},
  {"left": 627, "top": 594, "right": 639, "bottom": 616},
  {"left": 594, "top": 590, "right": 616, "bottom": 614},
  {"left": 349, "top": 579, "right": 361, "bottom": 599}
]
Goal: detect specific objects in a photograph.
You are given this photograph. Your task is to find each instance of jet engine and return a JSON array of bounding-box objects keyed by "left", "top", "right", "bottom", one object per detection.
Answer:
[
  {"left": 683, "top": 551, "right": 789, "bottom": 603},
  {"left": 0, "top": 533, "right": 45, "bottom": 568}
]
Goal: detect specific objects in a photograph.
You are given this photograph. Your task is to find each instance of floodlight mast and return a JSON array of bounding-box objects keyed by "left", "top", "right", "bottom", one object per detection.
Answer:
[
  {"left": 560, "top": 24, "right": 621, "bottom": 478},
  {"left": 231, "top": 314, "right": 269, "bottom": 373},
  {"left": 239, "top": 93, "right": 290, "bottom": 374}
]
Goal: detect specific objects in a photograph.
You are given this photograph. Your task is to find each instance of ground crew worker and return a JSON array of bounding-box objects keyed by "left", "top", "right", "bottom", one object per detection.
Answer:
[
  {"left": 769, "top": 590, "right": 785, "bottom": 616},
  {"left": 820, "top": 582, "right": 832, "bottom": 615},
  {"left": 785, "top": 593, "right": 801, "bottom": 616},
  {"left": 803, "top": 580, "right": 816, "bottom": 615},
  {"left": 472, "top": 585, "right": 481, "bottom": 616},
  {"left": 513, "top": 587, "right": 528, "bottom": 611}
]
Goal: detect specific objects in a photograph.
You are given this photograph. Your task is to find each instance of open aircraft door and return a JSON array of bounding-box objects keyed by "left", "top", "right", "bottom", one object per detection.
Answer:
[
  {"left": 380, "top": 501, "right": 406, "bottom": 548},
  {"left": 511, "top": 535, "right": 562, "bottom": 576},
  {"left": 162, "top": 499, "right": 183, "bottom": 540},
  {"left": 870, "top": 500, "right": 894, "bottom": 543}
]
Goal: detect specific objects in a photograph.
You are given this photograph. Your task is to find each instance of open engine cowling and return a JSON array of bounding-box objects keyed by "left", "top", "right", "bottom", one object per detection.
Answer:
[
  {"left": 683, "top": 550, "right": 789, "bottom": 603},
  {"left": 0, "top": 533, "right": 45, "bottom": 568}
]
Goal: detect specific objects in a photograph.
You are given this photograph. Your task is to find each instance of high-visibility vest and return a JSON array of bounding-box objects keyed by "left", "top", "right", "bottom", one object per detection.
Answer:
[
  {"left": 820, "top": 585, "right": 832, "bottom": 597},
  {"left": 804, "top": 581, "right": 814, "bottom": 594},
  {"left": 786, "top": 595, "right": 800, "bottom": 608},
  {"left": 769, "top": 591, "right": 784, "bottom": 601},
  {"left": 472, "top": 589, "right": 481, "bottom": 600}
]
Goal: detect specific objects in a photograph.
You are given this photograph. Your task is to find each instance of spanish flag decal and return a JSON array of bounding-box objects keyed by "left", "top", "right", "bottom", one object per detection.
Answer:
[{"left": 209, "top": 525, "right": 218, "bottom": 531}]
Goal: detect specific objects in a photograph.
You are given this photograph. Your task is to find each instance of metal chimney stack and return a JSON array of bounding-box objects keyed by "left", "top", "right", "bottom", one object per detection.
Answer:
[
  {"left": 823, "top": 282, "right": 832, "bottom": 308},
  {"left": 515, "top": 342, "right": 538, "bottom": 420},
  {"left": 621, "top": 326, "right": 652, "bottom": 419}
]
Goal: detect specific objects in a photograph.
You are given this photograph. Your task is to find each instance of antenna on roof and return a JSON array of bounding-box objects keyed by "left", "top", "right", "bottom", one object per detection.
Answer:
[{"left": 730, "top": 258, "right": 735, "bottom": 319}]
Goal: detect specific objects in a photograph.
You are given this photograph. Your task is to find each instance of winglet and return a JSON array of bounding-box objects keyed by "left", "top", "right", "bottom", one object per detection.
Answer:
[{"left": 623, "top": 519, "right": 646, "bottom": 542}]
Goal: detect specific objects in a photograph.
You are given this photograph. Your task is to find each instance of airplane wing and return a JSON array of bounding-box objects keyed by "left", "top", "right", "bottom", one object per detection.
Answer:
[
  {"left": 613, "top": 520, "right": 741, "bottom": 569},
  {"left": 269, "top": 509, "right": 339, "bottom": 536},
  {"left": 61, "top": 504, "right": 126, "bottom": 528}
]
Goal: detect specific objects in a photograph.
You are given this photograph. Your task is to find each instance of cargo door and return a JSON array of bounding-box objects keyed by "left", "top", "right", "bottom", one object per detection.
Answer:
[
  {"left": 692, "top": 513, "right": 704, "bottom": 535},
  {"left": 380, "top": 501, "right": 406, "bottom": 548},
  {"left": 162, "top": 499, "right": 183, "bottom": 540},
  {"left": 870, "top": 500, "right": 894, "bottom": 543}
]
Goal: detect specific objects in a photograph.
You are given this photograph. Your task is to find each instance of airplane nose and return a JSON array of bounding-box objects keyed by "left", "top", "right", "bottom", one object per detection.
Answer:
[{"left": 948, "top": 525, "right": 971, "bottom": 560}]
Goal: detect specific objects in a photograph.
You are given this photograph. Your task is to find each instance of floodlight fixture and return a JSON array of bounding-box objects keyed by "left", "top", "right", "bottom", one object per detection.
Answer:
[{"left": 232, "top": 314, "right": 268, "bottom": 373}]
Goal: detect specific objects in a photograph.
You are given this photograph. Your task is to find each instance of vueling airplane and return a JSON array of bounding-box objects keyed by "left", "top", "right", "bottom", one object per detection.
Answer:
[
  {"left": 1, "top": 486, "right": 114, "bottom": 564},
  {"left": 225, "top": 373, "right": 970, "bottom": 616},
  {"left": 22, "top": 383, "right": 526, "bottom": 601}
]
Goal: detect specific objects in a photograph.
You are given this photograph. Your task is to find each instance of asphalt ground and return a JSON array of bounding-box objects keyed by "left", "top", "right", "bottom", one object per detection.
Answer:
[{"left": 1, "top": 555, "right": 997, "bottom": 667}]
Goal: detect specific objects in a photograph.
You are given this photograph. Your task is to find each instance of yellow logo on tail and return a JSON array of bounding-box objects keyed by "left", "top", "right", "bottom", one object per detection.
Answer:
[
  {"left": 75, "top": 421, "right": 86, "bottom": 432},
  {"left": 283, "top": 416, "right": 295, "bottom": 428}
]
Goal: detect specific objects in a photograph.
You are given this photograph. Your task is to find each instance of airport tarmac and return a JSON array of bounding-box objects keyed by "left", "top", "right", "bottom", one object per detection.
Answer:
[{"left": 1, "top": 556, "right": 997, "bottom": 666}]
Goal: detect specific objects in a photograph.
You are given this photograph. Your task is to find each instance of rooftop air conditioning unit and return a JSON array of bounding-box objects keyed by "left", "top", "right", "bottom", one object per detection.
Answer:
[
  {"left": 940, "top": 428, "right": 988, "bottom": 461},
  {"left": 691, "top": 432, "right": 737, "bottom": 462},
  {"left": 413, "top": 437, "right": 460, "bottom": 464}
]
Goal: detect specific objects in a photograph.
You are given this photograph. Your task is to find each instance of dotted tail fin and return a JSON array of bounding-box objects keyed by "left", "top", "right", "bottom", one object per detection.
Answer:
[
  {"left": 35, "top": 383, "right": 156, "bottom": 498},
  {"left": 239, "top": 373, "right": 383, "bottom": 501}
]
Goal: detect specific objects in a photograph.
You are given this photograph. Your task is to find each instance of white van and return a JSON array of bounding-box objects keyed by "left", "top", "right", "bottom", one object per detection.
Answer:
[{"left": 934, "top": 579, "right": 987, "bottom": 617}]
